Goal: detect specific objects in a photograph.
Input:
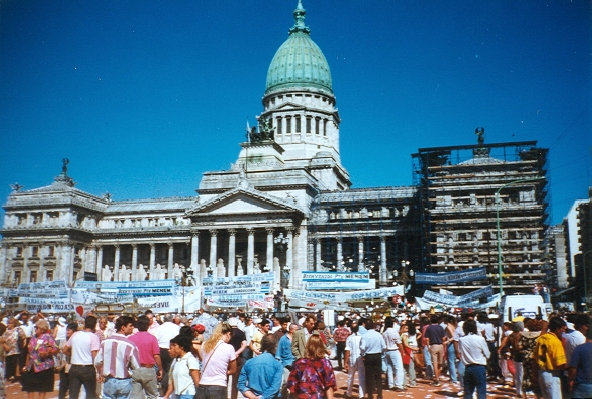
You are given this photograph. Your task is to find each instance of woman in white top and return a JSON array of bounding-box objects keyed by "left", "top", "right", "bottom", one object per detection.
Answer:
[
  {"left": 197, "top": 322, "right": 237, "bottom": 399},
  {"left": 164, "top": 334, "right": 200, "bottom": 399}
]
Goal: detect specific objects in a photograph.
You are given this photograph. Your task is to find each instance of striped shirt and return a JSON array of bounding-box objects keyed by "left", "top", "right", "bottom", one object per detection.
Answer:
[{"left": 95, "top": 333, "right": 140, "bottom": 379}]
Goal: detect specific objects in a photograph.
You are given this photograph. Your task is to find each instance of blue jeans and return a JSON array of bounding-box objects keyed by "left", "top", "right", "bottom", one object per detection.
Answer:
[
  {"left": 178, "top": 395, "right": 195, "bottom": 399},
  {"left": 463, "top": 364, "right": 486, "bottom": 399},
  {"left": 538, "top": 370, "right": 562, "bottom": 399},
  {"left": 447, "top": 343, "right": 458, "bottom": 383},
  {"left": 572, "top": 382, "right": 592, "bottom": 398},
  {"left": 423, "top": 346, "right": 434, "bottom": 379},
  {"left": 457, "top": 359, "right": 465, "bottom": 388},
  {"left": 384, "top": 349, "right": 405, "bottom": 389},
  {"left": 103, "top": 377, "right": 132, "bottom": 399}
]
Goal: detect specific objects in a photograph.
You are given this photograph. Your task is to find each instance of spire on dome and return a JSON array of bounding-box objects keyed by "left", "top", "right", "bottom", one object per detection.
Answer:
[{"left": 289, "top": 0, "right": 310, "bottom": 35}]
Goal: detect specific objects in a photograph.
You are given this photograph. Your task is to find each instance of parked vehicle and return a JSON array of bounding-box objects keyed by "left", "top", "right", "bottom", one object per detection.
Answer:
[{"left": 500, "top": 294, "right": 551, "bottom": 322}]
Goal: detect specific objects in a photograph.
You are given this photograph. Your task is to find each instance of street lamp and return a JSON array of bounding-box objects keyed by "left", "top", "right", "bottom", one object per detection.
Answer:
[
  {"left": 177, "top": 266, "right": 194, "bottom": 314},
  {"left": 495, "top": 177, "right": 545, "bottom": 297},
  {"left": 274, "top": 233, "right": 289, "bottom": 288}
]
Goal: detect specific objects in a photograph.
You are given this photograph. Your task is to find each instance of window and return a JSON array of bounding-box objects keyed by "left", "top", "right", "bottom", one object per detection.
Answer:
[
  {"left": 14, "top": 271, "right": 21, "bottom": 286},
  {"left": 31, "top": 246, "right": 39, "bottom": 257},
  {"left": 16, "top": 247, "right": 22, "bottom": 257},
  {"left": 286, "top": 116, "right": 292, "bottom": 134},
  {"left": 276, "top": 117, "right": 282, "bottom": 135},
  {"left": 47, "top": 246, "right": 55, "bottom": 257},
  {"left": 306, "top": 116, "right": 312, "bottom": 134},
  {"left": 30, "top": 270, "right": 37, "bottom": 283},
  {"left": 315, "top": 117, "right": 320, "bottom": 135},
  {"left": 295, "top": 116, "right": 301, "bottom": 133},
  {"left": 323, "top": 119, "right": 328, "bottom": 136},
  {"left": 46, "top": 270, "right": 53, "bottom": 281}
]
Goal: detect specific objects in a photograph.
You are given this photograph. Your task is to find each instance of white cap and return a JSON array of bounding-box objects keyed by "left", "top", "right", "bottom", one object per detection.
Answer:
[
  {"left": 253, "top": 317, "right": 263, "bottom": 324},
  {"left": 228, "top": 318, "right": 240, "bottom": 327},
  {"left": 58, "top": 317, "right": 67, "bottom": 326}
]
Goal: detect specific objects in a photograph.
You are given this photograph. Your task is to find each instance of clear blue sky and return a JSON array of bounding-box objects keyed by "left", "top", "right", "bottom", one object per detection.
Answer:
[{"left": 1, "top": 1, "right": 590, "bottom": 225}]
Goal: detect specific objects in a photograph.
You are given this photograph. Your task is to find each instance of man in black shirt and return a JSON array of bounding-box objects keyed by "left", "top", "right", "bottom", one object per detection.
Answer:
[{"left": 424, "top": 314, "right": 447, "bottom": 386}]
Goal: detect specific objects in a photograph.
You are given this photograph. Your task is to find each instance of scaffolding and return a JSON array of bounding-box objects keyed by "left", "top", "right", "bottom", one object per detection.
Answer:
[{"left": 412, "top": 140, "right": 550, "bottom": 294}]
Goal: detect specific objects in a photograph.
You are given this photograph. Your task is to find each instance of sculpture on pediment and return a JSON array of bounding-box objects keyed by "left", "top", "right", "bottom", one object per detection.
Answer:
[
  {"left": 102, "top": 265, "right": 113, "bottom": 282},
  {"left": 10, "top": 182, "right": 23, "bottom": 192},
  {"left": 217, "top": 258, "right": 225, "bottom": 278},
  {"left": 137, "top": 264, "right": 147, "bottom": 281},
  {"left": 172, "top": 263, "right": 182, "bottom": 280}
]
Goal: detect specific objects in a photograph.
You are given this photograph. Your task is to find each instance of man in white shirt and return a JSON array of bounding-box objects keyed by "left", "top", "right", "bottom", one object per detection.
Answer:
[
  {"left": 458, "top": 319, "right": 490, "bottom": 399},
  {"left": 64, "top": 315, "right": 101, "bottom": 399},
  {"left": 564, "top": 313, "right": 589, "bottom": 363},
  {"left": 383, "top": 317, "right": 405, "bottom": 391},
  {"left": 344, "top": 322, "right": 365, "bottom": 399}
]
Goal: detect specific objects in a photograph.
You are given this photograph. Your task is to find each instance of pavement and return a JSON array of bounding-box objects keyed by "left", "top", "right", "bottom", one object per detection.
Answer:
[{"left": 4, "top": 369, "right": 534, "bottom": 399}]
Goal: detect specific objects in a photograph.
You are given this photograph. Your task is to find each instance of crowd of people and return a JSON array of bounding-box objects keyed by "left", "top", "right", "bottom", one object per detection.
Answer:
[{"left": 0, "top": 307, "right": 588, "bottom": 399}]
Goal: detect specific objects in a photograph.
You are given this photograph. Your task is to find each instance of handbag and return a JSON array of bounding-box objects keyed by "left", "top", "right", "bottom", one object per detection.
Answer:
[{"left": 402, "top": 347, "right": 413, "bottom": 366}]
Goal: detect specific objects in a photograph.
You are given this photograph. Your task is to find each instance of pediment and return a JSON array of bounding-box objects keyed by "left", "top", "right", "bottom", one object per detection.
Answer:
[
  {"left": 272, "top": 102, "right": 305, "bottom": 112},
  {"left": 186, "top": 187, "right": 304, "bottom": 217}
]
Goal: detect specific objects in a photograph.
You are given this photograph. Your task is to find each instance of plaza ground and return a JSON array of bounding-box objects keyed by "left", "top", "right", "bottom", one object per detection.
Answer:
[{"left": 4, "top": 368, "right": 535, "bottom": 399}]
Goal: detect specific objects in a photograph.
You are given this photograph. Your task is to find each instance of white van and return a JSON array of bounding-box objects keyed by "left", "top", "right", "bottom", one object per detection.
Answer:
[{"left": 500, "top": 294, "right": 552, "bottom": 322}]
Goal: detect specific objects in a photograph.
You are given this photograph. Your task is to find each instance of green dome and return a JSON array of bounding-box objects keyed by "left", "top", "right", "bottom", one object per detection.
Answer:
[{"left": 265, "top": 1, "right": 333, "bottom": 97}]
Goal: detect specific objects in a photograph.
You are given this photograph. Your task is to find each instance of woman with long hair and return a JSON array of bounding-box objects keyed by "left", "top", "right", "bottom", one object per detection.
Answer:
[
  {"left": 197, "top": 322, "right": 237, "bottom": 399},
  {"left": 163, "top": 334, "right": 200, "bottom": 399},
  {"left": 286, "top": 334, "right": 336, "bottom": 399},
  {"left": 21, "top": 319, "right": 59, "bottom": 399},
  {"left": 401, "top": 320, "right": 419, "bottom": 387}
]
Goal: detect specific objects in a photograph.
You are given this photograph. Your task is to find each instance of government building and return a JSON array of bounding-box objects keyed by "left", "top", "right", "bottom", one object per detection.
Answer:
[{"left": 0, "top": 2, "right": 551, "bottom": 302}]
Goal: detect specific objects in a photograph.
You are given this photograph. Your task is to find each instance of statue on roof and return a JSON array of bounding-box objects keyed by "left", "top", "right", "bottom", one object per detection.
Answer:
[
  {"left": 10, "top": 182, "right": 23, "bottom": 192},
  {"left": 475, "top": 127, "right": 485, "bottom": 145},
  {"left": 246, "top": 117, "right": 275, "bottom": 143},
  {"left": 62, "top": 158, "right": 69, "bottom": 174}
]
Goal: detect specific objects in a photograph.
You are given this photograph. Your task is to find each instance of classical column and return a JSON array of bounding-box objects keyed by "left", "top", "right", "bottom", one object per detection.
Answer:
[
  {"left": 315, "top": 239, "right": 322, "bottom": 271},
  {"left": 286, "top": 229, "right": 293, "bottom": 289},
  {"left": 190, "top": 233, "right": 200, "bottom": 278},
  {"left": 0, "top": 244, "right": 7, "bottom": 284},
  {"left": 228, "top": 229, "right": 236, "bottom": 278},
  {"left": 209, "top": 230, "right": 218, "bottom": 278},
  {"left": 114, "top": 245, "right": 121, "bottom": 280},
  {"left": 246, "top": 228, "right": 255, "bottom": 275},
  {"left": 131, "top": 244, "right": 138, "bottom": 281},
  {"left": 95, "top": 246, "right": 103, "bottom": 275},
  {"left": 380, "top": 236, "right": 387, "bottom": 285},
  {"left": 61, "top": 244, "right": 73, "bottom": 284},
  {"left": 336, "top": 238, "right": 343, "bottom": 270},
  {"left": 87, "top": 246, "right": 97, "bottom": 276},
  {"left": 149, "top": 244, "right": 156, "bottom": 277},
  {"left": 167, "top": 243, "right": 174, "bottom": 279},
  {"left": 266, "top": 228, "right": 274, "bottom": 271},
  {"left": 38, "top": 243, "right": 46, "bottom": 282},
  {"left": 357, "top": 236, "right": 364, "bottom": 269}
]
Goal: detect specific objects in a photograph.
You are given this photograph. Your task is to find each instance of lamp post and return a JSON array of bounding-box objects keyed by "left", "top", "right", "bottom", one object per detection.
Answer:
[
  {"left": 274, "top": 233, "right": 289, "bottom": 288},
  {"left": 177, "top": 266, "right": 194, "bottom": 314},
  {"left": 495, "top": 177, "right": 545, "bottom": 297}
]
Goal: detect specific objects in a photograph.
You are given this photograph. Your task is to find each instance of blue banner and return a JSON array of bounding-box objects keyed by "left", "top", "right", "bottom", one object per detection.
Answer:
[{"left": 414, "top": 267, "right": 487, "bottom": 284}]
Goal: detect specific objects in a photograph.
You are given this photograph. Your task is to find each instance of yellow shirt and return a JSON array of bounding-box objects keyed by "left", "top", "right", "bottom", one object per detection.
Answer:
[{"left": 535, "top": 332, "right": 566, "bottom": 371}]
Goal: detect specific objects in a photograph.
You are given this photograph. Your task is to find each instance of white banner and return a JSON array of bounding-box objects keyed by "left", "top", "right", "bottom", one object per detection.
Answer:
[
  {"left": 301, "top": 271, "right": 369, "bottom": 282},
  {"left": 285, "top": 286, "right": 405, "bottom": 304},
  {"left": 137, "top": 295, "right": 180, "bottom": 313},
  {"left": 303, "top": 280, "right": 375, "bottom": 290},
  {"left": 19, "top": 296, "right": 74, "bottom": 313},
  {"left": 202, "top": 272, "right": 274, "bottom": 286}
]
